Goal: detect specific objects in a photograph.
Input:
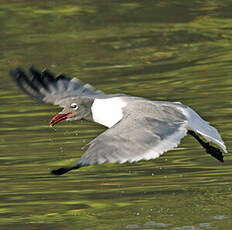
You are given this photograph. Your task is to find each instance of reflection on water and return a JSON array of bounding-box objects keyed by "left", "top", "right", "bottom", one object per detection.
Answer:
[{"left": 0, "top": 0, "right": 232, "bottom": 229}]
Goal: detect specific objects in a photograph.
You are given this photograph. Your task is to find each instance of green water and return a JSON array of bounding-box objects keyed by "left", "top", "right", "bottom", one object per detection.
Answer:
[{"left": 0, "top": 0, "right": 232, "bottom": 229}]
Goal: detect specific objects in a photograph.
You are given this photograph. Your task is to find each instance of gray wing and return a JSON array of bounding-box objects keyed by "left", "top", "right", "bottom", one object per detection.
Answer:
[
  {"left": 10, "top": 67, "right": 104, "bottom": 106},
  {"left": 77, "top": 114, "right": 188, "bottom": 166}
]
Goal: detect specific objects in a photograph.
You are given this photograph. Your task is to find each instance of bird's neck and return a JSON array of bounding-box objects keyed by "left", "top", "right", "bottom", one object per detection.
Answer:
[{"left": 81, "top": 97, "right": 95, "bottom": 122}]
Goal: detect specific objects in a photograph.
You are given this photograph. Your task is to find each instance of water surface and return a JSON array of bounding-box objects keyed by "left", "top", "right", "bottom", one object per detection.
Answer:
[{"left": 0, "top": 0, "right": 232, "bottom": 229}]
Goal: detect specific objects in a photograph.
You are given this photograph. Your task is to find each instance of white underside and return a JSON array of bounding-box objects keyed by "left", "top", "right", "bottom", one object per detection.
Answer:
[{"left": 91, "top": 97, "right": 127, "bottom": 128}]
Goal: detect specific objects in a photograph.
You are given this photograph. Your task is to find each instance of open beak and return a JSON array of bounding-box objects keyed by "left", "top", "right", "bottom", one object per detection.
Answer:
[{"left": 50, "top": 113, "right": 72, "bottom": 127}]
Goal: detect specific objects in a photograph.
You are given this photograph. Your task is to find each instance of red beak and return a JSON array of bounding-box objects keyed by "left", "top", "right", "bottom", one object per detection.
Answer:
[{"left": 50, "top": 113, "right": 72, "bottom": 127}]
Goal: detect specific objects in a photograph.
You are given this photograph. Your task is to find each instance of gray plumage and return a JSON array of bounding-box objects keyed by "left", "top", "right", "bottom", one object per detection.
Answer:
[
  {"left": 10, "top": 67, "right": 228, "bottom": 175},
  {"left": 78, "top": 100, "right": 188, "bottom": 166},
  {"left": 10, "top": 67, "right": 104, "bottom": 105}
]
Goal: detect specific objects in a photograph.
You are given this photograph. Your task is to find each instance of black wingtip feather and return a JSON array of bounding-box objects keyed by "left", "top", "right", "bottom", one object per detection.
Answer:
[
  {"left": 9, "top": 67, "right": 25, "bottom": 82},
  {"left": 205, "top": 144, "right": 224, "bottom": 163},
  {"left": 10, "top": 68, "right": 44, "bottom": 101},
  {"left": 10, "top": 67, "right": 72, "bottom": 103},
  {"left": 51, "top": 164, "right": 82, "bottom": 175},
  {"left": 10, "top": 66, "right": 104, "bottom": 105},
  {"left": 41, "top": 69, "right": 57, "bottom": 86},
  {"left": 30, "top": 66, "right": 51, "bottom": 91},
  {"left": 188, "top": 130, "right": 224, "bottom": 163},
  {"left": 56, "top": 74, "right": 69, "bottom": 81},
  {"left": 51, "top": 167, "right": 72, "bottom": 175}
]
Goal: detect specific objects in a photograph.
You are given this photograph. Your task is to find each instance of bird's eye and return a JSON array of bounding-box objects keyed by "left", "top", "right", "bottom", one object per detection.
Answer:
[{"left": 70, "top": 103, "right": 78, "bottom": 110}]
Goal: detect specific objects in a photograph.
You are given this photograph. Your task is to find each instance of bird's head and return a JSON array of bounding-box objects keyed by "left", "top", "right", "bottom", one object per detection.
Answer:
[{"left": 50, "top": 97, "right": 94, "bottom": 127}]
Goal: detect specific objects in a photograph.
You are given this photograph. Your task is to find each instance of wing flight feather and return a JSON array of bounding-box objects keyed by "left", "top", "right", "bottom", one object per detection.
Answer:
[
  {"left": 76, "top": 114, "right": 188, "bottom": 167},
  {"left": 10, "top": 67, "right": 104, "bottom": 106}
]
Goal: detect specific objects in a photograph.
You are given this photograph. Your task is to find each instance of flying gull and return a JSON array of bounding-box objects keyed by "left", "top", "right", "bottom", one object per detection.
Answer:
[{"left": 10, "top": 67, "right": 227, "bottom": 175}]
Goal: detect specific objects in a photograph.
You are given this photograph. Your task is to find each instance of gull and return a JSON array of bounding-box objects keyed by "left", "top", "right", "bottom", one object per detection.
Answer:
[{"left": 10, "top": 67, "right": 227, "bottom": 175}]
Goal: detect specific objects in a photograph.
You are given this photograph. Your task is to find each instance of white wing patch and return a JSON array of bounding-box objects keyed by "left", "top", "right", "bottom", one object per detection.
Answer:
[{"left": 91, "top": 97, "right": 127, "bottom": 128}]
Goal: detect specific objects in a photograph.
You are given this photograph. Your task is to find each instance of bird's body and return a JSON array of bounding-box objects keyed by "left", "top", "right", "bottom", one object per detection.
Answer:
[{"left": 10, "top": 67, "right": 227, "bottom": 175}]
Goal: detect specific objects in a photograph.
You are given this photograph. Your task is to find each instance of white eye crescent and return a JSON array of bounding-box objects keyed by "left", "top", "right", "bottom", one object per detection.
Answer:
[{"left": 70, "top": 103, "right": 78, "bottom": 110}]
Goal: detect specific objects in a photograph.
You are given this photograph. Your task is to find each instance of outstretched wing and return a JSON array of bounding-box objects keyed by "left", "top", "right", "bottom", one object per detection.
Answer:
[
  {"left": 77, "top": 114, "right": 188, "bottom": 167},
  {"left": 178, "top": 105, "right": 227, "bottom": 153},
  {"left": 10, "top": 67, "right": 104, "bottom": 106}
]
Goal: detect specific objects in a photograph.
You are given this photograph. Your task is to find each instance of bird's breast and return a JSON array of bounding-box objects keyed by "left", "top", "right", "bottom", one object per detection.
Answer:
[{"left": 91, "top": 97, "right": 127, "bottom": 128}]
